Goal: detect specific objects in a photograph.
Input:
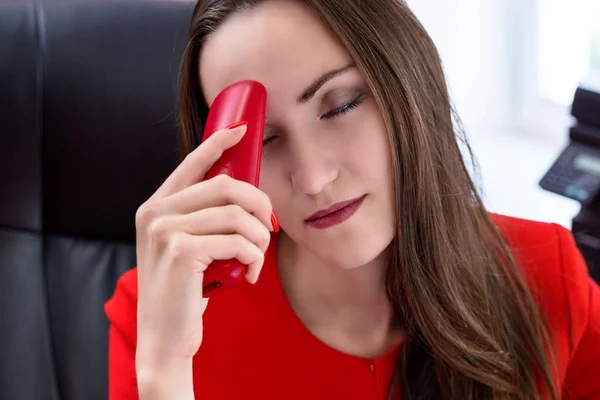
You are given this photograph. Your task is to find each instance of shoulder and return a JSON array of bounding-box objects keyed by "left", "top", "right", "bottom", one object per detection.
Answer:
[
  {"left": 489, "top": 213, "right": 590, "bottom": 328},
  {"left": 490, "top": 212, "right": 571, "bottom": 253},
  {"left": 490, "top": 213, "right": 600, "bottom": 379},
  {"left": 489, "top": 213, "right": 590, "bottom": 311}
]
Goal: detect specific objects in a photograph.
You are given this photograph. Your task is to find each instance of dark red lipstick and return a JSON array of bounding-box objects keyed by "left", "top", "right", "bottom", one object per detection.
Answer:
[{"left": 305, "top": 195, "right": 366, "bottom": 229}]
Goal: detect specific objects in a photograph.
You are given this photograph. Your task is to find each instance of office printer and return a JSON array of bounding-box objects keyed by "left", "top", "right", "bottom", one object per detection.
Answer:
[{"left": 539, "top": 85, "right": 600, "bottom": 283}]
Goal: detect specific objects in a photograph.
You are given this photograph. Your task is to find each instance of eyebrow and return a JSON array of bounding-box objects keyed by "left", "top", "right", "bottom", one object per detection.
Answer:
[{"left": 296, "top": 62, "right": 356, "bottom": 104}]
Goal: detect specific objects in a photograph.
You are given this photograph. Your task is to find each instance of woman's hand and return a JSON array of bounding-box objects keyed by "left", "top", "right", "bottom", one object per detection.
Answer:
[{"left": 133, "top": 123, "right": 274, "bottom": 397}]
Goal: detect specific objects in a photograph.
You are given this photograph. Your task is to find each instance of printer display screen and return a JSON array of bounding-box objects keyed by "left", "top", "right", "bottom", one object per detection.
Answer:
[{"left": 574, "top": 153, "right": 600, "bottom": 176}]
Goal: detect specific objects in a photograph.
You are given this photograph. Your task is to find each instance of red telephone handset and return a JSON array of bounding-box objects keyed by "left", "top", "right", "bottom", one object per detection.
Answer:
[{"left": 200, "top": 80, "right": 267, "bottom": 297}]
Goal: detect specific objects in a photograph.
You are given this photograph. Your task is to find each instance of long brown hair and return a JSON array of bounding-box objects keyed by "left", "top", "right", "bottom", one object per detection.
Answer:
[{"left": 177, "top": 1, "right": 558, "bottom": 399}]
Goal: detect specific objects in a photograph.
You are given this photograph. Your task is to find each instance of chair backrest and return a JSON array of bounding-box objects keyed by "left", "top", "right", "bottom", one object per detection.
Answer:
[{"left": 0, "top": 1, "right": 193, "bottom": 398}]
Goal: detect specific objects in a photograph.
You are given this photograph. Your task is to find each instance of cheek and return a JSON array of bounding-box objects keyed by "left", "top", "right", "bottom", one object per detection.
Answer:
[
  {"left": 258, "top": 160, "right": 289, "bottom": 210},
  {"left": 343, "top": 108, "right": 392, "bottom": 182}
]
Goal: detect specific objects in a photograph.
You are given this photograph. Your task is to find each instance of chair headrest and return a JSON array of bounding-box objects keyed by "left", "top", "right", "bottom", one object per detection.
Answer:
[{"left": 0, "top": 0, "right": 196, "bottom": 242}]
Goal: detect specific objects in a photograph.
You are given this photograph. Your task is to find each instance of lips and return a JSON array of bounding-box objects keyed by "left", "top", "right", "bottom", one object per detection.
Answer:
[
  {"left": 304, "top": 195, "right": 366, "bottom": 229},
  {"left": 305, "top": 197, "right": 364, "bottom": 221}
]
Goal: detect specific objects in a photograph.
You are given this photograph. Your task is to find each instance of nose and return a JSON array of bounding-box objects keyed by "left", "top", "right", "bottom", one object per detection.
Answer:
[{"left": 290, "top": 142, "right": 338, "bottom": 195}]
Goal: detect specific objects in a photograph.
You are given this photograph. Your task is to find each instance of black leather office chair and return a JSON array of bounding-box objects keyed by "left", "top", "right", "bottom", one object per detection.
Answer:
[{"left": 0, "top": 1, "right": 194, "bottom": 398}]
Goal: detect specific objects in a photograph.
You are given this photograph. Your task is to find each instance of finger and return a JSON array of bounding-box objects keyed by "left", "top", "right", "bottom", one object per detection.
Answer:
[
  {"left": 244, "top": 255, "right": 265, "bottom": 285},
  {"left": 151, "top": 123, "right": 247, "bottom": 200},
  {"left": 153, "top": 205, "right": 272, "bottom": 253},
  {"left": 157, "top": 233, "right": 264, "bottom": 273},
  {"left": 192, "top": 234, "right": 265, "bottom": 278},
  {"left": 199, "top": 234, "right": 265, "bottom": 284},
  {"left": 158, "top": 175, "right": 274, "bottom": 231}
]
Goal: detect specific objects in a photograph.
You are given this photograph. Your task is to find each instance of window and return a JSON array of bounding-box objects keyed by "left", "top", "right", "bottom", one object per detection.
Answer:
[
  {"left": 516, "top": 0, "right": 600, "bottom": 140},
  {"left": 538, "top": 0, "right": 600, "bottom": 106}
]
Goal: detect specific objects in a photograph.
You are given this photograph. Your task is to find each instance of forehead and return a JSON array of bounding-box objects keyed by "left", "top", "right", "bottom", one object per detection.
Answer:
[{"left": 198, "top": 0, "right": 352, "bottom": 106}]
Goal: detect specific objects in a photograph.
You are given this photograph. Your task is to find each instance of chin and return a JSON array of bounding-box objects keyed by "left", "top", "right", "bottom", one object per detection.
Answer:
[
  {"left": 284, "top": 198, "right": 395, "bottom": 269},
  {"left": 309, "top": 222, "right": 394, "bottom": 270},
  {"left": 340, "top": 239, "right": 391, "bottom": 270}
]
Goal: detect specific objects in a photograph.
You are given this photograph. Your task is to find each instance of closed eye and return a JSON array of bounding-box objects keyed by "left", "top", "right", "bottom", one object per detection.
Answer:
[
  {"left": 262, "top": 94, "right": 365, "bottom": 146},
  {"left": 263, "top": 136, "right": 277, "bottom": 146},
  {"left": 321, "top": 94, "right": 365, "bottom": 120}
]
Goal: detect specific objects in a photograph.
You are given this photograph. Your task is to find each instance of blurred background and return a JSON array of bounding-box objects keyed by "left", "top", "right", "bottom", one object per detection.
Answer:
[{"left": 406, "top": 0, "right": 600, "bottom": 228}]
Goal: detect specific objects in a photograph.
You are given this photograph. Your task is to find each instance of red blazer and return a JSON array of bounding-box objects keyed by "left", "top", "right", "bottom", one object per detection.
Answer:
[{"left": 105, "top": 214, "right": 600, "bottom": 399}]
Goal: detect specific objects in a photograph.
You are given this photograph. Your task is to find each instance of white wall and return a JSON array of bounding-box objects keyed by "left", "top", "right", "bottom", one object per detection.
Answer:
[{"left": 406, "top": 0, "right": 516, "bottom": 136}]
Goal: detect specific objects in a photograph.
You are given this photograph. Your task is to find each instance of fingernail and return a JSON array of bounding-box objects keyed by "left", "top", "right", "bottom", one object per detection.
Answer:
[
  {"left": 226, "top": 121, "right": 248, "bottom": 130},
  {"left": 270, "top": 212, "right": 279, "bottom": 233}
]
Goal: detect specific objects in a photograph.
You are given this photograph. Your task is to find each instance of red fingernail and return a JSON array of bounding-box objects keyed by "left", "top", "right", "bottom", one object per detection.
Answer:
[
  {"left": 270, "top": 212, "right": 279, "bottom": 233},
  {"left": 226, "top": 121, "right": 248, "bottom": 130}
]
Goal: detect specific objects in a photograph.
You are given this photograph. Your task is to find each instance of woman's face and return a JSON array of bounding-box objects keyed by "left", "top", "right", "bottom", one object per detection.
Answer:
[{"left": 199, "top": 0, "right": 396, "bottom": 268}]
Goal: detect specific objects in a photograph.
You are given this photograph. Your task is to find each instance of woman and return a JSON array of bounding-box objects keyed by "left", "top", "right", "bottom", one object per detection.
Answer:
[{"left": 105, "top": 0, "right": 600, "bottom": 399}]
